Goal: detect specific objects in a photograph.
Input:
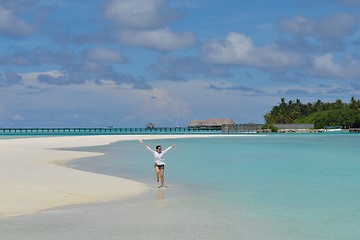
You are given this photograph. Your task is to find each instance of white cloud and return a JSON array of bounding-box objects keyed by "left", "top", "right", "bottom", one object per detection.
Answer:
[
  {"left": 0, "top": 6, "right": 34, "bottom": 36},
  {"left": 104, "top": 0, "right": 179, "bottom": 30},
  {"left": 104, "top": 0, "right": 196, "bottom": 51},
  {"left": 0, "top": 70, "right": 22, "bottom": 86},
  {"left": 278, "top": 14, "right": 358, "bottom": 39},
  {"left": 278, "top": 15, "right": 316, "bottom": 35},
  {"left": 316, "top": 14, "right": 358, "bottom": 39},
  {"left": 311, "top": 53, "right": 360, "bottom": 79},
  {"left": 152, "top": 80, "right": 273, "bottom": 124},
  {"left": 84, "top": 47, "right": 125, "bottom": 63},
  {"left": 20, "top": 70, "right": 63, "bottom": 85},
  {"left": 139, "top": 87, "right": 190, "bottom": 120},
  {"left": 203, "top": 32, "right": 303, "bottom": 68},
  {"left": 118, "top": 28, "right": 197, "bottom": 51}
]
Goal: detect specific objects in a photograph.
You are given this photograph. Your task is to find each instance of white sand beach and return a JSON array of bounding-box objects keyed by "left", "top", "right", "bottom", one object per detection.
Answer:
[{"left": 0, "top": 134, "right": 235, "bottom": 218}]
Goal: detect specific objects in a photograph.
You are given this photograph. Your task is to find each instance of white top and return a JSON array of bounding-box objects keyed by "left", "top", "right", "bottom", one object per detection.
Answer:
[{"left": 145, "top": 145, "right": 174, "bottom": 165}]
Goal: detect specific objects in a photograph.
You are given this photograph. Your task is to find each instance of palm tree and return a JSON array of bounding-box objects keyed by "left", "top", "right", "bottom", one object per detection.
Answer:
[
  {"left": 334, "top": 99, "right": 344, "bottom": 109},
  {"left": 314, "top": 99, "right": 323, "bottom": 111}
]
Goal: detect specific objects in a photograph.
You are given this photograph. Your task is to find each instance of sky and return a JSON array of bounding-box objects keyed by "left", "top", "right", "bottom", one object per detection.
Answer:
[{"left": 1, "top": 0, "right": 360, "bottom": 128}]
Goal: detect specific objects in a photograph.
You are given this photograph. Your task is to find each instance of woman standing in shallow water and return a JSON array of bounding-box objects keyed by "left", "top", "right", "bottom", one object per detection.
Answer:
[{"left": 139, "top": 140, "right": 176, "bottom": 188}]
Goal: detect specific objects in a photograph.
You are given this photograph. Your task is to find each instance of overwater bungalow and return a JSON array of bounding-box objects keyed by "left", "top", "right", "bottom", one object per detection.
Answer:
[
  {"left": 146, "top": 122, "right": 155, "bottom": 128},
  {"left": 188, "top": 118, "right": 236, "bottom": 130}
]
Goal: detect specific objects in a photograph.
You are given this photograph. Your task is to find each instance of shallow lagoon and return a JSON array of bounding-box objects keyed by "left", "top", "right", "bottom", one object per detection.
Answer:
[{"left": 1, "top": 133, "right": 360, "bottom": 240}]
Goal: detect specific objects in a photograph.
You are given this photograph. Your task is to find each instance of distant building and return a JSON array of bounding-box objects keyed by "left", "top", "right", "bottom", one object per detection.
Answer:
[
  {"left": 146, "top": 122, "right": 155, "bottom": 128},
  {"left": 188, "top": 118, "right": 236, "bottom": 129}
]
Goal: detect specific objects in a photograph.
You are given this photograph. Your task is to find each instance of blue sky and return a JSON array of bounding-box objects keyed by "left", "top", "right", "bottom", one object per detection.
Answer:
[{"left": 1, "top": 0, "right": 360, "bottom": 128}]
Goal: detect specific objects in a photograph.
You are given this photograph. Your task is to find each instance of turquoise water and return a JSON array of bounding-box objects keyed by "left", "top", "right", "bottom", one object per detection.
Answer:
[
  {"left": 66, "top": 133, "right": 360, "bottom": 239},
  {"left": 1, "top": 133, "right": 360, "bottom": 240}
]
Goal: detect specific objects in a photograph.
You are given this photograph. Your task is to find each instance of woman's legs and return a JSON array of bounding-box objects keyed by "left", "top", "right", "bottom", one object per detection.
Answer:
[
  {"left": 159, "top": 168, "right": 165, "bottom": 188},
  {"left": 155, "top": 165, "right": 160, "bottom": 182}
]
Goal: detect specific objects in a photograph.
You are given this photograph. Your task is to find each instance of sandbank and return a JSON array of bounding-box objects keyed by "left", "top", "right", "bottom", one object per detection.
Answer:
[{"left": 0, "top": 134, "right": 240, "bottom": 218}]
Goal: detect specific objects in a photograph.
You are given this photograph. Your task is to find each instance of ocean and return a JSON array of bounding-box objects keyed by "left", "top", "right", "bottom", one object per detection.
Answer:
[{"left": 1, "top": 133, "right": 360, "bottom": 240}]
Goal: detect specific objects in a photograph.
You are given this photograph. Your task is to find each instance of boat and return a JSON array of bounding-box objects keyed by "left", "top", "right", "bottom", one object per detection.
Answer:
[{"left": 324, "top": 126, "right": 342, "bottom": 132}]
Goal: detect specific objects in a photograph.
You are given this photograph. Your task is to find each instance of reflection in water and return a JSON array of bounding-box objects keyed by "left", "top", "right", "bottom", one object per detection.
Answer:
[{"left": 156, "top": 188, "right": 165, "bottom": 200}]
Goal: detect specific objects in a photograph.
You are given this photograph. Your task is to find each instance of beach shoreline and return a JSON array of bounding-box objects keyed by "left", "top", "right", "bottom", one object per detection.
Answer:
[{"left": 0, "top": 134, "right": 248, "bottom": 218}]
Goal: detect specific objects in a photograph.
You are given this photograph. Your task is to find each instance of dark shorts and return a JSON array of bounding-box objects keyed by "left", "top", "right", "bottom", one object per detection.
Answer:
[{"left": 154, "top": 163, "right": 165, "bottom": 170}]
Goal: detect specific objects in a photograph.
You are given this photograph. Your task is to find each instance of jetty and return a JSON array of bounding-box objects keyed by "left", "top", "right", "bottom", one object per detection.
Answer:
[
  {"left": 1, "top": 125, "right": 358, "bottom": 136},
  {"left": 0, "top": 124, "right": 262, "bottom": 136},
  {"left": 0, "top": 127, "right": 223, "bottom": 136}
]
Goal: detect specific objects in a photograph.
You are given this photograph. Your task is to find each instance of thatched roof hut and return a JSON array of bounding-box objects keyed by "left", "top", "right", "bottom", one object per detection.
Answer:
[{"left": 188, "top": 118, "right": 236, "bottom": 127}]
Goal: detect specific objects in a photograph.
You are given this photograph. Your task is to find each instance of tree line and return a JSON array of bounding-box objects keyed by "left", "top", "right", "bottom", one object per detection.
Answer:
[{"left": 264, "top": 97, "right": 360, "bottom": 129}]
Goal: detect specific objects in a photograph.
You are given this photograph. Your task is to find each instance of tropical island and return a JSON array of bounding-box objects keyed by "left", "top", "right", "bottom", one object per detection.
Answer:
[
  {"left": 263, "top": 97, "right": 360, "bottom": 130},
  {"left": 1, "top": 98, "right": 360, "bottom": 135}
]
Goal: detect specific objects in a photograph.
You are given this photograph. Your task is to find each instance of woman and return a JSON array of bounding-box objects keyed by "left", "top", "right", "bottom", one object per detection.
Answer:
[{"left": 139, "top": 139, "right": 176, "bottom": 188}]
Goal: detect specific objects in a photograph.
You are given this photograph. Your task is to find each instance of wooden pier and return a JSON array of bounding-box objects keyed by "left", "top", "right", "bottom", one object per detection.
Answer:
[
  {"left": 0, "top": 127, "right": 223, "bottom": 135},
  {"left": 0, "top": 124, "right": 265, "bottom": 135}
]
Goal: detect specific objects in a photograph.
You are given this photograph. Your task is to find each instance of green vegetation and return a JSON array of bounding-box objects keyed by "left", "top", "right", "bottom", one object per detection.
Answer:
[
  {"left": 261, "top": 124, "right": 278, "bottom": 132},
  {"left": 264, "top": 97, "right": 360, "bottom": 129}
]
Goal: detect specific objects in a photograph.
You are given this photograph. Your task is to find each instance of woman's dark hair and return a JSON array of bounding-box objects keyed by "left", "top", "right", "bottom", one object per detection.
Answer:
[{"left": 156, "top": 145, "right": 162, "bottom": 150}]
